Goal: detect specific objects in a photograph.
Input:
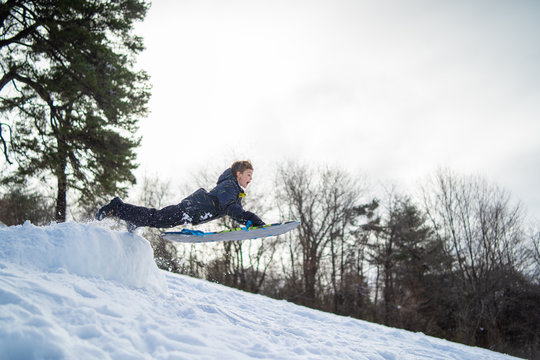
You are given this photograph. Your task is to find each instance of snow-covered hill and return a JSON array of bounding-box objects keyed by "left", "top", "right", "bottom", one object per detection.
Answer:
[{"left": 0, "top": 222, "right": 522, "bottom": 359}]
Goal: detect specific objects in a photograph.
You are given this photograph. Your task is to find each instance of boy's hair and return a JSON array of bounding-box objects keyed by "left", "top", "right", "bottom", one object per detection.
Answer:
[{"left": 231, "top": 160, "right": 253, "bottom": 175}]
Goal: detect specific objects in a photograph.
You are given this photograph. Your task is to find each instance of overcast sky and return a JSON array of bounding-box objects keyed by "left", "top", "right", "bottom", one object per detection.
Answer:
[{"left": 133, "top": 0, "right": 540, "bottom": 222}]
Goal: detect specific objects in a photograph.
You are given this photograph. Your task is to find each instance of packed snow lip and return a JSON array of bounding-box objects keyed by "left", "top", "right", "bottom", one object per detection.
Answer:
[
  {"left": 0, "top": 222, "right": 520, "bottom": 360},
  {"left": 0, "top": 221, "right": 166, "bottom": 293}
]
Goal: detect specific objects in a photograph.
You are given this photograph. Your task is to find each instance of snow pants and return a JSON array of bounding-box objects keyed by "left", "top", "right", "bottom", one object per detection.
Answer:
[{"left": 116, "top": 202, "right": 191, "bottom": 228}]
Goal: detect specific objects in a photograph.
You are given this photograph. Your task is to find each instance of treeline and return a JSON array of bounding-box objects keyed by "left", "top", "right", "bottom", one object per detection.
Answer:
[{"left": 144, "top": 164, "right": 539, "bottom": 360}]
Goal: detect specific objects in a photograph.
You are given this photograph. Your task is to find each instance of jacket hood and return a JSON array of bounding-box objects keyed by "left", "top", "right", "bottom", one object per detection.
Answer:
[{"left": 217, "top": 168, "right": 237, "bottom": 185}]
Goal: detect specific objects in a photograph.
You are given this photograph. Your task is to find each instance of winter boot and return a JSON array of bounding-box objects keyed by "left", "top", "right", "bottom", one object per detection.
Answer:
[{"left": 95, "top": 197, "right": 123, "bottom": 221}]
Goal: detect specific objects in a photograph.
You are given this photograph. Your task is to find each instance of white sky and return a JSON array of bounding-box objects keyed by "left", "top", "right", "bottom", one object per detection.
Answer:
[{"left": 133, "top": 0, "right": 540, "bottom": 222}]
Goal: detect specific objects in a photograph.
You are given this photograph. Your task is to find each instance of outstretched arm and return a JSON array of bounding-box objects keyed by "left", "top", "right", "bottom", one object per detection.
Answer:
[
  {"left": 220, "top": 200, "right": 264, "bottom": 226},
  {"left": 214, "top": 182, "right": 264, "bottom": 226}
]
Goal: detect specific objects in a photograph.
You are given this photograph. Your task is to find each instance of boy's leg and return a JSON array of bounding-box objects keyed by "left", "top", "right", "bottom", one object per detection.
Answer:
[
  {"left": 117, "top": 203, "right": 190, "bottom": 228},
  {"left": 97, "top": 198, "right": 191, "bottom": 228}
]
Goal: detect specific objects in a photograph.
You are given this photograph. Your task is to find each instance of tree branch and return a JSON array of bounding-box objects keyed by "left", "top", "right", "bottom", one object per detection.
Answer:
[
  {"left": 0, "top": 22, "right": 39, "bottom": 48},
  {"left": 0, "top": 122, "right": 13, "bottom": 164},
  {"left": 0, "top": 67, "right": 16, "bottom": 92}
]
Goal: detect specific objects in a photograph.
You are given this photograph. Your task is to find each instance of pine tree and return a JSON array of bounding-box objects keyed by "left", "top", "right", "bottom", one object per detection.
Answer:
[
  {"left": 0, "top": 185, "right": 54, "bottom": 226},
  {"left": 368, "top": 195, "right": 450, "bottom": 329},
  {"left": 0, "top": 0, "right": 150, "bottom": 221}
]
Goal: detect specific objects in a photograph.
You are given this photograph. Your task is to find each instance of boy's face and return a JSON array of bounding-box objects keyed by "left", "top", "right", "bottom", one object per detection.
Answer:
[{"left": 236, "top": 169, "right": 253, "bottom": 188}]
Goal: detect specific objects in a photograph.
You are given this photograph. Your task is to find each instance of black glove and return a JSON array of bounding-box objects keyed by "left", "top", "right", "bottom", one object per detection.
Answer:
[{"left": 243, "top": 211, "right": 265, "bottom": 227}]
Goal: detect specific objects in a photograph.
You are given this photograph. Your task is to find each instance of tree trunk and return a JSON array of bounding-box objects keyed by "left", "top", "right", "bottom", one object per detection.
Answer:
[
  {"left": 303, "top": 246, "right": 318, "bottom": 306},
  {"left": 55, "top": 157, "right": 67, "bottom": 222},
  {"left": 330, "top": 238, "right": 339, "bottom": 313}
]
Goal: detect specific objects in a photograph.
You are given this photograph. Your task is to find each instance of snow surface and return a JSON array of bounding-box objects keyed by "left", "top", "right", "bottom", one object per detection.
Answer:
[{"left": 0, "top": 222, "right": 522, "bottom": 360}]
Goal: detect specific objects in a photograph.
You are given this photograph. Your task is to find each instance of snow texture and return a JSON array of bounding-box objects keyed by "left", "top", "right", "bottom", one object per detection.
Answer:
[{"left": 0, "top": 222, "right": 522, "bottom": 359}]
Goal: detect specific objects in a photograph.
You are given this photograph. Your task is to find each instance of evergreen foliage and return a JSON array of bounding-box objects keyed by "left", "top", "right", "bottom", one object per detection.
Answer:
[
  {"left": 0, "top": 0, "right": 151, "bottom": 221},
  {"left": 0, "top": 184, "right": 53, "bottom": 225}
]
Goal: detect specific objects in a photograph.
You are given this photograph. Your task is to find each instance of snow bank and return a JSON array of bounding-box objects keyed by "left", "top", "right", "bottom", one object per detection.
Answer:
[{"left": 0, "top": 221, "right": 166, "bottom": 293}]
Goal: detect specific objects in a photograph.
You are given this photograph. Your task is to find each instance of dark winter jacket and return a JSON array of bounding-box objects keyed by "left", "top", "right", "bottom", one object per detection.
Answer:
[{"left": 180, "top": 168, "right": 249, "bottom": 225}]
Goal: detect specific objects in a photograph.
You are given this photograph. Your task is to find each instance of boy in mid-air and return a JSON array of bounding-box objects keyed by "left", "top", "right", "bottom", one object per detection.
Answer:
[{"left": 96, "top": 160, "right": 265, "bottom": 231}]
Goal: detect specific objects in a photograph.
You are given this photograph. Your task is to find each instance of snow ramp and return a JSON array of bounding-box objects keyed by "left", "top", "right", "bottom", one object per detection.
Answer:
[{"left": 0, "top": 221, "right": 166, "bottom": 294}]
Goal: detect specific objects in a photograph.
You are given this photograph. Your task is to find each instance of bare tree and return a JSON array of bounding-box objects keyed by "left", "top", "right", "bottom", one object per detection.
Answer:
[
  {"left": 531, "top": 231, "right": 540, "bottom": 283},
  {"left": 422, "top": 169, "right": 528, "bottom": 346},
  {"left": 423, "top": 169, "right": 526, "bottom": 278},
  {"left": 275, "top": 161, "right": 367, "bottom": 307}
]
